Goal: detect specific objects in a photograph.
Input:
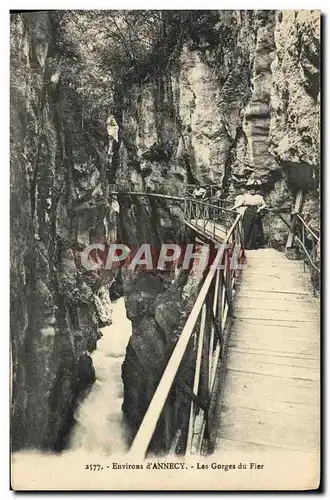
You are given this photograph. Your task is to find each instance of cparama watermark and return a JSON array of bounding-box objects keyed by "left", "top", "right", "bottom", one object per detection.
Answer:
[{"left": 80, "top": 242, "right": 247, "bottom": 273}]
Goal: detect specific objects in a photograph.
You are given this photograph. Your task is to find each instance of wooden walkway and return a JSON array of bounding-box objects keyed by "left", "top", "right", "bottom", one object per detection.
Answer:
[
  {"left": 211, "top": 248, "right": 320, "bottom": 457},
  {"left": 185, "top": 219, "right": 227, "bottom": 242}
]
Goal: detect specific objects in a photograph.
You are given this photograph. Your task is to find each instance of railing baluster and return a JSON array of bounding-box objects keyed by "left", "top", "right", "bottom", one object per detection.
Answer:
[
  {"left": 302, "top": 221, "right": 306, "bottom": 272},
  {"left": 209, "top": 265, "right": 224, "bottom": 391},
  {"left": 226, "top": 246, "right": 233, "bottom": 314},
  {"left": 213, "top": 209, "right": 215, "bottom": 239},
  {"left": 209, "top": 269, "right": 220, "bottom": 385},
  {"left": 221, "top": 255, "right": 227, "bottom": 332},
  {"left": 200, "top": 304, "right": 210, "bottom": 404},
  {"left": 186, "top": 303, "right": 207, "bottom": 456},
  {"left": 218, "top": 267, "right": 224, "bottom": 335}
]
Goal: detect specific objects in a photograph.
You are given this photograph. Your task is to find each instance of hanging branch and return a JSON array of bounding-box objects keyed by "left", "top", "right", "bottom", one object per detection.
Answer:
[{"left": 107, "top": 14, "right": 138, "bottom": 71}]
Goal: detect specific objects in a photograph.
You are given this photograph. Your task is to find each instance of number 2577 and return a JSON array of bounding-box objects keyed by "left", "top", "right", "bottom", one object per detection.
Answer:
[{"left": 85, "top": 464, "right": 103, "bottom": 471}]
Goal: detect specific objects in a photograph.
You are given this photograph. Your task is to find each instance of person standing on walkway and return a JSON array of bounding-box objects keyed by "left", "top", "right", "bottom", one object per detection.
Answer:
[
  {"left": 211, "top": 187, "right": 222, "bottom": 205},
  {"left": 232, "top": 180, "right": 267, "bottom": 249},
  {"left": 193, "top": 186, "right": 207, "bottom": 200}
]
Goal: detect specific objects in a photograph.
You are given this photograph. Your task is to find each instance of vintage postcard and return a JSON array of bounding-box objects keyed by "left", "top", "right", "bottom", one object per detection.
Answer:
[{"left": 10, "top": 9, "right": 320, "bottom": 491}]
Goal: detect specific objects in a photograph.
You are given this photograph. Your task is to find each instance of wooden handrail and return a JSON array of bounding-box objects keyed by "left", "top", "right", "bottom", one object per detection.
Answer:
[
  {"left": 294, "top": 235, "right": 320, "bottom": 273},
  {"left": 268, "top": 208, "right": 320, "bottom": 275},
  {"left": 128, "top": 213, "right": 242, "bottom": 460},
  {"left": 184, "top": 199, "right": 237, "bottom": 230},
  {"left": 109, "top": 188, "right": 185, "bottom": 202},
  {"left": 108, "top": 183, "right": 231, "bottom": 205},
  {"left": 295, "top": 213, "right": 320, "bottom": 243},
  {"left": 186, "top": 198, "right": 237, "bottom": 215},
  {"left": 266, "top": 208, "right": 291, "bottom": 229}
]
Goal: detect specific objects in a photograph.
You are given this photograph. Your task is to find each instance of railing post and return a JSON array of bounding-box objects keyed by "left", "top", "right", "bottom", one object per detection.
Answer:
[
  {"left": 213, "top": 207, "right": 216, "bottom": 239},
  {"left": 312, "top": 233, "right": 316, "bottom": 265},
  {"left": 184, "top": 195, "right": 187, "bottom": 221},
  {"left": 209, "top": 271, "right": 219, "bottom": 382},
  {"left": 302, "top": 222, "right": 306, "bottom": 272},
  {"left": 202, "top": 205, "right": 207, "bottom": 233},
  {"left": 200, "top": 305, "right": 210, "bottom": 406},
  {"left": 226, "top": 246, "right": 234, "bottom": 314},
  {"left": 286, "top": 212, "right": 297, "bottom": 250},
  {"left": 286, "top": 190, "right": 303, "bottom": 249},
  {"left": 186, "top": 303, "right": 207, "bottom": 456},
  {"left": 218, "top": 268, "right": 224, "bottom": 337}
]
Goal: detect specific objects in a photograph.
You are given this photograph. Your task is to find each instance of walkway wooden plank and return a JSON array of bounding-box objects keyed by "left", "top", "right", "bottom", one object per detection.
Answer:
[
  {"left": 228, "top": 346, "right": 319, "bottom": 361},
  {"left": 239, "top": 284, "right": 312, "bottom": 294},
  {"left": 241, "top": 276, "right": 312, "bottom": 288},
  {"left": 215, "top": 438, "right": 318, "bottom": 456},
  {"left": 212, "top": 248, "right": 320, "bottom": 459},
  {"left": 226, "top": 360, "right": 319, "bottom": 381},
  {"left": 187, "top": 219, "right": 227, "bottom": 242},
  {"left": 217, "top": 405, "right": 319, "bottom": 452},
  {"left": 230, "top": 327, "right": 319, "bottom": 344},
  {"left": 229, "top": 338, "right": 319, "bottom": 357},
  {"left": 236, "top": 291, "right": 316, "bottom": 301},
  {"left": 231, "top": 317, "right": 320, "bottom": 332},
  {"left": 221, "top": 393, "right": 319, "bottom": 417},
  {"left": 230, "top": 337, "right": 318, "bottom": 351},
  {"left": 232, "top": 316, "right": 318, "bottom": 328},
  {"left": 230, "top": 317, "right": 319, "bottom": 330},
  {"left": 241, "top": 288, "right": 312, "bottom": 296},
  {"left": 234, "top": 297, "right": 318, "bottom": 312},
  {"left": 234, "top": 308, "right": 319, "bottom": 322},
  {"left": 226, "top": 350, "right": 319, "bottom": 369}
]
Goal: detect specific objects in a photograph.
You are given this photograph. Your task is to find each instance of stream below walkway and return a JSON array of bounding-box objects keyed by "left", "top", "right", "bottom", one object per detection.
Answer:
[{"left": 69, "top": 297, "right": 132, "bottom": 454}]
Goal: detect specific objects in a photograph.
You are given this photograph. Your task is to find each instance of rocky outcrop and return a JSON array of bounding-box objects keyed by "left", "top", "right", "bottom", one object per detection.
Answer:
[
  {"left": 269, "top": 11, "right": 320, "bottom": 174},
  {"left": 10, "top": 12, "right": 114, "bottom": 451},
  {"left": 176, "top": 12, "right": 256, "bottom": 188},
  {"left": 269, "top": 10, "right": 320, "bottom": 232},
  {"left": 243, "top": 11, "right": 277, "bottom": 178}
]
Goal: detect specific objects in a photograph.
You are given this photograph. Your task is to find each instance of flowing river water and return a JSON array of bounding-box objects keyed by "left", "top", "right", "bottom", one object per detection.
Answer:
[
  {"left": 69, "top": 297, "right": 132, "bottom": 454},
  {"left": 12, "top": 297, "right": 132, "bottom": 484}
]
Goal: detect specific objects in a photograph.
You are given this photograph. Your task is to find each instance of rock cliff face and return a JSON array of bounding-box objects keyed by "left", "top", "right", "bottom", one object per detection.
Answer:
[
  {"left": 10, "top": 12, "right": 114, "bottom": 451},
  {"left": 269, "top": 10, "right": 320, "bottom": 230},
  {"left": 117, "top": 9, "right": 320, "bottom": 451},
  {"left": 114, "top": 82, "right": 191, "bottom": 450},
  {"left": 10, "top": 10, "right": 320, "bottom": 454}
]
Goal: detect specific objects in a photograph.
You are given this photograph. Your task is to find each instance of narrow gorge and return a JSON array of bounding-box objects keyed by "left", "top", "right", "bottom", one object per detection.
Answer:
[{"left": 10, "top": 10, "right": 320, "bottom": 459}]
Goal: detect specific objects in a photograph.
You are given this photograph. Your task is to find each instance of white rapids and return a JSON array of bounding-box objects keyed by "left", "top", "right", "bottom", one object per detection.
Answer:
[{"left": 69, "top": 297, "right": 132, "bottom": 454}]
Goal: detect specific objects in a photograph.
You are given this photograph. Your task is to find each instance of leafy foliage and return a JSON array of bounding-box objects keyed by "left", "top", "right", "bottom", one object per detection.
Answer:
[
  {"left": 53, "top": 10, "right": 232, "bottom": 104},
  {"left": 37, "top": 10, "right": 240, "bottom": 158}
]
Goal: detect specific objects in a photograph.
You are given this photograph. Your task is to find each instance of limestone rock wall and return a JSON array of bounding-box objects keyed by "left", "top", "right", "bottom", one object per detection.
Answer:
[
  {"left": 117, "top": 69, "right": 205, "bottom": 451},
  {"left": 269, "top": 10, "right": 320, "bottom": 232},
  {"left": 269, "top": 11, "right": 320, "bottom": 173},
  {"left": 243, "top": 11, "right": 277, "bottom": 179},
  {"left": 10, "top": 12, "right": 114, "bottom": 451},
  {"left": 118, "top": 10, "right": 320, "bottom": 451}
]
